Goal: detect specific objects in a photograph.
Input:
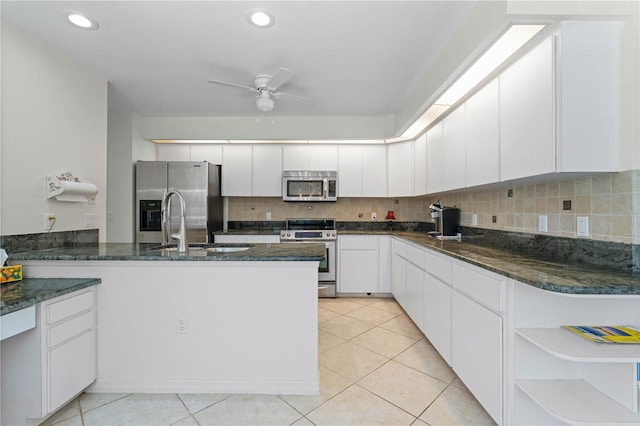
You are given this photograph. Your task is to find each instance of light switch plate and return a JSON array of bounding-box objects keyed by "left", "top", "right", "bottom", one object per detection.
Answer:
[
  {"left": 538, "top": 215, "right": 547, "bottom": 232},
  {"left": 472, "top": 214, "right": 478, "bottom": 226},
  {"left": 577, "top": 216, "right": 589, "bottom": 237}
]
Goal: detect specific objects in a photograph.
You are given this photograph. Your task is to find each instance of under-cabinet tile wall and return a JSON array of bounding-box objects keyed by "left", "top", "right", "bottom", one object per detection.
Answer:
[
  {"left": 435, "top": 170, "right": 639, "bottom": 244},
  {"left": 228, "top": 170, "right": 639, "bottom": 244},
  {"left": 228, "top": 197, "right": 427, "bottom": 223}
]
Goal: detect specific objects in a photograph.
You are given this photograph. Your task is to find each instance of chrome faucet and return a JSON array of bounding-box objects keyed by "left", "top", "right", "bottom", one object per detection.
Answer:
[{"left": 161, "top": 189, "right": 188, "bottom": 253}]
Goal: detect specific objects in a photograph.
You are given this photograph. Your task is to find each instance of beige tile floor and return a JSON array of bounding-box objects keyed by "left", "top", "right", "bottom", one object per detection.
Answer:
[{"left": 42, "top": 297, "right": 495, "bottom": 426}]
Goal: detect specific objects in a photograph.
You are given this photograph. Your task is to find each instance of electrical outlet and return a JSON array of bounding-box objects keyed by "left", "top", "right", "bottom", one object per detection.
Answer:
[
  {"left": 492, "top": 215, "right": 497, "bottom": 224},
  {"left": 472, "top": 214, "right": 478, "bottom": 226},
  {"left": 266, "top": 212, "right": 271, "bottom": 220},
  {"left": 577, "top": 216, "right": 589, "bottom": 238},
  {"left": 44, "top": 213, "right": 56, "bottom": 230},
  {"left": 538, "top": 215, "right": 548, "bottom": 232},
  {"left": 176, "top": 316, "right": 188, "bottom": 334},
  {"left": 84, "top": 213, "right": 96, "bottom": 227},
  {"left": 371, "top": 212, "right": 377, "bottom": 221}
]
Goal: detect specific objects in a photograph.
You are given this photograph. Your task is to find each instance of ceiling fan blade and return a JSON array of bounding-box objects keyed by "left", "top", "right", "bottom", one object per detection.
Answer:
[
  {"left": 266, "top": 68, "right": 294, "bottom": 91},
  {"left": 207, "top": 79, "right": 257, "bottom": 92},
  {"left": 272, "top": 91, "right": 313, "bottom": 102}
]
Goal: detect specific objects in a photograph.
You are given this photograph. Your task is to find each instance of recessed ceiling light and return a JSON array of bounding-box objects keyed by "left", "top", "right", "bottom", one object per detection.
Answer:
[
  {"left": 247, "top": 9, "right": 275, "bottom": 28},
  {"left": 63, "top": 10, "right": 99, "bottom": 30}
]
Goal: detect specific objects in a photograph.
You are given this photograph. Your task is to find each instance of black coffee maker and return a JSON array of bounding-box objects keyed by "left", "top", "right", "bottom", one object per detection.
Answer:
[{"left": 428, "top": 201, "right": 460, "bottom": 238}]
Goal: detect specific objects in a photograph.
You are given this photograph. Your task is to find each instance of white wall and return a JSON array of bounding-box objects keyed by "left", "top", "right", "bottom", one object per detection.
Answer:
[
  {"left": 106, "top": 109, "right": 155, "bottom": 242},
  {"left": 0, "top": 20, "right": 108, "bottom": 238}
]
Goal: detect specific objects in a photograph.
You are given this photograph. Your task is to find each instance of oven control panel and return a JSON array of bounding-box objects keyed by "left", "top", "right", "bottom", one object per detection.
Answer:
[{"left": 280, "top": 230, "right": 337, "bottom": 241}]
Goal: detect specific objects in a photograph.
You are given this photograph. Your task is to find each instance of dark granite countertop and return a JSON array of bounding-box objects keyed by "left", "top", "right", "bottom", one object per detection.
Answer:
[
  {"left": 340, "top": 230, "right": 640, "bottom": 295},
  {"left": 1, "top": 277, "right": 101, "bottom": 316},
  {"left": 8, "top": 243, "right": 326, "bottom": 262}
]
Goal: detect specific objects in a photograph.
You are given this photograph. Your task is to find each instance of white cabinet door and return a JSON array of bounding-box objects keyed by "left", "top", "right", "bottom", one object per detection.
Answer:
[
  {"left": 442, "top": 105, "right": 466, "bottom": 191},
  {"left": 423, "top": 273, "right": 452, "bottom": 364},
  {"left": 339, "top": 236, "right": 379, "bottom": 293},
  {"left": 283, "top": 145, "right": 337, "bottom": 171},
  {"left": 452, "top": 291, "right": 502, "bottom": 424},
  {"left": 392, "top": 239, "right": 408, "bottom": 309},
  {"left": 426, "top": 122, "right": 444, "bottom": 194},
  {"left": 559, "top": 21, "right": 621, "bottom": 173},
  {"left": 338, "top": 145, "right": 363, "bottom": 197},
  {"left": 222, "top": 145, "right": 252, "bottom": 196},
  {"left": 500, "top": 38, "right": 554, "bottom": 181},
  {"left": 309, "top": 145, "right": 338, "bottom": 171},
  {"left": 405, "top": 262, "right": 424, "bottom": 333},
  {"left": 190, "top": 145, "right": 223, "bottom": 165},
  {"left": 413, "top": 134, "right": 427, "bottom": 196},
  {"left": 465, "top": 78, "right": 500, "bottom": 187},
  {"left": 157, "top": 144, "right": 190, "bottom": 161},
  {"left": 48, "top": 330, "right": 96, "bottom": 411},
  {"left": 378, "top": 236, "right": 392, "bottom": 293},
  {"left": 387, "top": 141, "right": 413, "bottom": 197},
  {"left": 362, "top": 145, "right": 387, "bottom": 197},
  {"left": 282, "top": 145, "right": 309, "bottom": 170},
  {"left": 252, "top": 145, "right": 282, "bottom": 196}
]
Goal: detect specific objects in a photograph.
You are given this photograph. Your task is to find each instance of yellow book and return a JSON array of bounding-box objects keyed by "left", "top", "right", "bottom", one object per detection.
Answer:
[{"left": 563, "top": 325, "right": 640, "bottom": 344}]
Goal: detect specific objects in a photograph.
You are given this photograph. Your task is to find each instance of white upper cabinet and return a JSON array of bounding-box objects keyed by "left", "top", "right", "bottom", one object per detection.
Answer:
[
  {"left": 190, "top": 145, "right": 223, "bottom": 165},
  {"left": 413, "top": 134, "right": 427, "bottom": 196},
  {"left": 338, "top": 145, "right": 363, "bottom": 197},
  {"left": 157, "top": 144, "right": 190, "bottom": 161},
  {"left": 252, "top": 145, "right": 282, "bottom": 196},
  {"left": 499, "top": 21, "right": 621, "bottom": 182},
  {"left": 221, "top": 145, "right": 252, "bottom": 196},
  {"left": 283, "top": 145, "right": 337, "bottom": 171},
  {"left": 362, "top": 145, "right": 387, "bottom": 197},
  {"left": 465, "top": 78, "right": 500, "bottom": 187},
  {"left": 387, "top": 140, "right": 414, "bottom": 197},
  {"left": 558, "top": 21, "right": 621, "bottom": 172},
  {"left": 338, "top": 145, "right": 387, "bottom": 197},
  {"left": 426, "top": 122, "right": 444, "bottom": 194},
  {"left": 499, "top": 37, "right": 555, "bottom": 182},
  {"left": 442, "top": 106, "right": 466, "bottom": 191}
]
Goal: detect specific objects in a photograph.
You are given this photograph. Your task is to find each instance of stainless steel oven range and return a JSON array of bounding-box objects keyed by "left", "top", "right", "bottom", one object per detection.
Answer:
[{"left": 280, "top": 218, "right": 337, "bottom": 298}]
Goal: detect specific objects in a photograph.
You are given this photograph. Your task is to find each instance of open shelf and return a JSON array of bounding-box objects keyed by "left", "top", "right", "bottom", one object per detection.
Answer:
[
  {"left": 516, "top": 379, "right": 640, "bottom": 425},
  {"left": 516, "top": 328, "right": 640, "bottom": 363}
]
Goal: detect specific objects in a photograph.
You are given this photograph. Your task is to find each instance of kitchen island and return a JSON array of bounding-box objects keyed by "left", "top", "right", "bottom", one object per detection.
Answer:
[{"left": 9, "top": 243, "right": 325, "bottom": 395}]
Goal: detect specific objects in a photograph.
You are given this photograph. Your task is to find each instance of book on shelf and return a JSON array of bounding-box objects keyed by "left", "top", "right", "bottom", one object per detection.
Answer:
[{"left": 562, "top": 325, "right": 640, "bottom": 344}]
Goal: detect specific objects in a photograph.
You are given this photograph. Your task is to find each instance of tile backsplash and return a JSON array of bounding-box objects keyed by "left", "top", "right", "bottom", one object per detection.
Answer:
[{"left": 228, "top": 170, "right": 639, "bottom": 244}]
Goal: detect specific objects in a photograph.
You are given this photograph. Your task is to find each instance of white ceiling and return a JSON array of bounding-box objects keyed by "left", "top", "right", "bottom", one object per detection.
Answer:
[{"left": 1, "top": 1, "right": 477, "bottom": 121}]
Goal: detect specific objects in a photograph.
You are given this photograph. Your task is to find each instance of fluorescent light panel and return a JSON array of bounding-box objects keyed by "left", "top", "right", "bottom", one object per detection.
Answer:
[{"left": 401, "top": 24, "right": 545, "bottom": 139}]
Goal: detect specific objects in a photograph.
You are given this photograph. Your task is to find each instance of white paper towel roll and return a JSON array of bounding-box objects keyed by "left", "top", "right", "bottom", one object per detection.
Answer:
[{"left": 46, "top": 177, "right": 98, "bottom": 202}]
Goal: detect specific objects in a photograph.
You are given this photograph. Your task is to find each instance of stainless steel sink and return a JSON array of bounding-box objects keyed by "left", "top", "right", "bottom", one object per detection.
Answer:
[
  {"left": 148, "top": 244, "right": 250, "bottom": 255},
  {"left": 204, "top": 247, "right": 249, "bottom": 253}
]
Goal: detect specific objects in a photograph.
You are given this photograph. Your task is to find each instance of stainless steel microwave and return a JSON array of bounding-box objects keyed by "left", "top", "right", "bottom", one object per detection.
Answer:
[{"left": 282, "top": 171, "right": 337, "bottom": 202}]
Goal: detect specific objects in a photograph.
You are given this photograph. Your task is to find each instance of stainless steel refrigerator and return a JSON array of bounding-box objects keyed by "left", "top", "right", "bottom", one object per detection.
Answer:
[{"left": 135, "top": 161, "right": 223, "bottom": 244}]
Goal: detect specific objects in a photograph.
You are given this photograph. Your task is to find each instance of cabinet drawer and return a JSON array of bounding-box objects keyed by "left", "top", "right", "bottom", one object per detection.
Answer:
[
  {"left": 452, "top": 264, "right": 504, "bottom": 312},
  {"left": 393, "top": 239, "right": 407, "bottom": 258},
  {"left": 406, "top": 244, "right": 425, "bottom": 269},
  {"left": 48, "top": 311, "right": 94, "bottom": 348},
  {"left": 340, "top": 236, "right": 377, "bottom": 250},
  {"left": 424, "top": 250, "right": 452, "bottom": 283},
  {"left": 47, "top": 290, "right": 94, "bottom": 324}
]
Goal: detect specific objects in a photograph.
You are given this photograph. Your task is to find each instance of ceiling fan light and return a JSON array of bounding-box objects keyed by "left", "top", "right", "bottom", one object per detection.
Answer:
[{"left": 256, "top": 96, "right": 274, "bottom": 112}]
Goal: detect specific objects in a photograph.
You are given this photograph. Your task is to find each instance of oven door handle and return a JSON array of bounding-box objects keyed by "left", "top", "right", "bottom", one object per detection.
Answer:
[{"left": 322, "top": 178, "right": 329, "bottom": 199}]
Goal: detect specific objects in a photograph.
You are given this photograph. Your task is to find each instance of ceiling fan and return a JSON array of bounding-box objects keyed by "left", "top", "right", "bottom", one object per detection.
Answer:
[{"left": 208, "top": 68, "right": 310, "bottom": 112}]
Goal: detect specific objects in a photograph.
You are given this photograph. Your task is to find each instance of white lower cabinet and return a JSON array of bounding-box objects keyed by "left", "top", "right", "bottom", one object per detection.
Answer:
[
  {"left": 422, "top": 272, "right": 452, "bottom": 364},
  {"left": 392, "top": 239, "right": 408, "bottom": 309},
  {"left": 1, "top": 287, "right": 97, "bottom": 426},
  {"left": 451, "top": 291, "right": 503, "bottom": 424},
  {"left": 338, "top": 235, "right": 391, "bottom": 294}
]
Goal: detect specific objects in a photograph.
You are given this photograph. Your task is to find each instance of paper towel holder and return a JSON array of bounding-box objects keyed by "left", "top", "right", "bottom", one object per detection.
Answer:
[{"left": 46, "top": 175, "right": 98, "bottom": 203}]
